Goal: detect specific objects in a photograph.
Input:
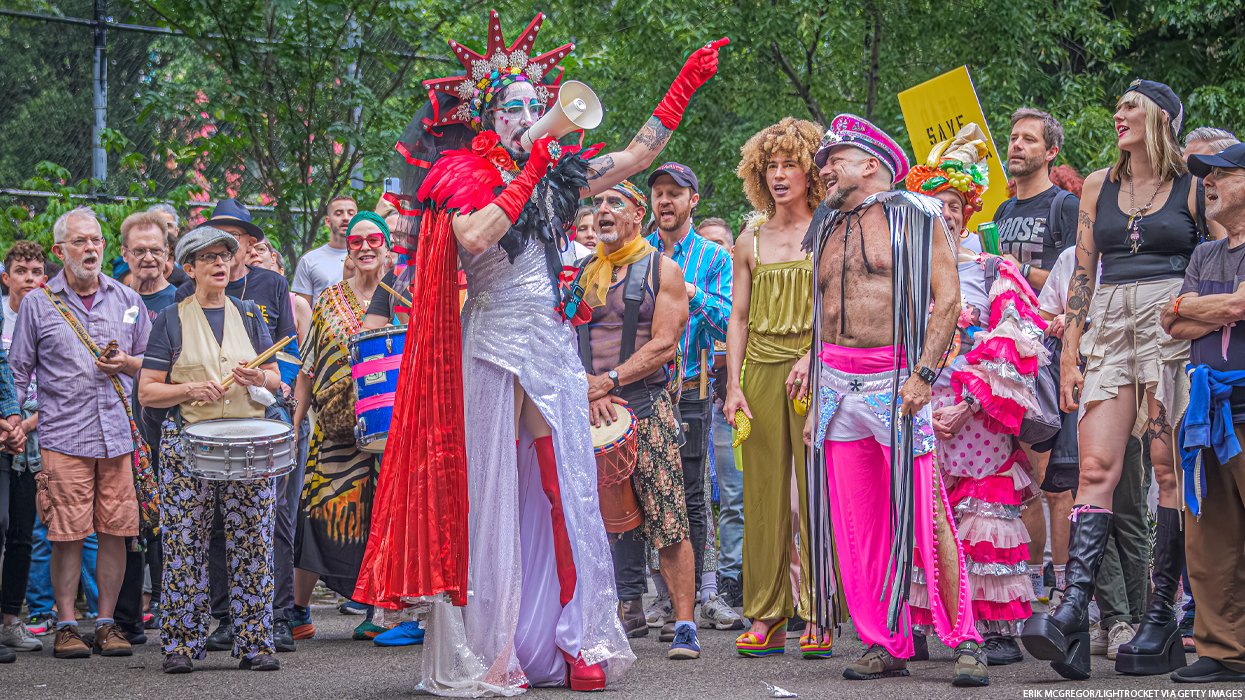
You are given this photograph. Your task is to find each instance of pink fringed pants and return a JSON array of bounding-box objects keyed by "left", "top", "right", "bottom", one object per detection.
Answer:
[{"left": 819, "top": 343, "right": 982, "bottom": 658}]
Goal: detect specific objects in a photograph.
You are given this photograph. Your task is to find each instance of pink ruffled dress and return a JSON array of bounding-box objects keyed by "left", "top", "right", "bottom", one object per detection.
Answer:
[{"left": 918, "top": 255, "right": 1046, "bottom": 637}]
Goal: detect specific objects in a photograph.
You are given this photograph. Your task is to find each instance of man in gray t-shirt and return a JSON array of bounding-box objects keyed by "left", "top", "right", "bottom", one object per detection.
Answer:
[{"left": 292, "top": 196, "right": 356, "bottom": 305}]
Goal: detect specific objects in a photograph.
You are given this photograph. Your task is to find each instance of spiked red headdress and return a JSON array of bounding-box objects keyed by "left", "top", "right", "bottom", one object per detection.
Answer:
[{"left": 422, "top": 10, "right": 574, "bottom": 132}]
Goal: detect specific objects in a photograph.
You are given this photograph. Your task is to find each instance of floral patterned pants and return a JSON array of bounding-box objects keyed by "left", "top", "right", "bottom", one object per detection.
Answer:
[{"left": 159, "top": 422, "right": 276, "bottom": 659}]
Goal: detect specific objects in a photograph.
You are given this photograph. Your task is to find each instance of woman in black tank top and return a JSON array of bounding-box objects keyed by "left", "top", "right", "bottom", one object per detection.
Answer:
[{"left": 1023, "top": 80, "right": 1197, "bottom": 679}]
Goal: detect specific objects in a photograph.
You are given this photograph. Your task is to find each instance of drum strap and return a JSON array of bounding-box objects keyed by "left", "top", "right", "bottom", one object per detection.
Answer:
[{"left": 574, "top": 250, "right": 662, "bottom": 371}]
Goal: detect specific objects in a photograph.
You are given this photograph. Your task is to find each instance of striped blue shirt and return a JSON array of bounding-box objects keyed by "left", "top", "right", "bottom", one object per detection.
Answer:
[{"left": 647, "top": 225, "right": 732, "bottom": 380}]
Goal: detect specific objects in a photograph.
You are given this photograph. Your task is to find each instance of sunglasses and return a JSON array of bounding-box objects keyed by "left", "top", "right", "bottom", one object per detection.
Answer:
[{"left": 347, "top": 233, "right": 387, "bottom": 250}]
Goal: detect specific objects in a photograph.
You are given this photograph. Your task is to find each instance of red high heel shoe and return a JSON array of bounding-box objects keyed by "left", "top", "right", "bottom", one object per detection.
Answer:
[{"left": 564, "top": 651, "right": 606, "bottom": 692}]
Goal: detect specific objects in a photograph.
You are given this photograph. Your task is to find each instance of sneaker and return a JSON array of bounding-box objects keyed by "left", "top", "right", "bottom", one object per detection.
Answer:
[
  {"left": 273, "top": 619, "right": 296, "bottom": 652},
  {"left": 25, "top": 615, "right": 54, "bottom": 637},
  {"left": 1048, "top": 588, "right": 1065, "bottom": 609},
  {"left": 667, "top": 624, "right": 701, "bottom": 660},
  {"left": 1028, "top": 570, "right": 1045, "bottom": 603},
  {"left": 239, "top": 653, "right": 281, "bottom": 671},
  {"left": 373, "top": 620, "right": 425, "bottom": 647},
  {"left": 719, "top": 576, "right": 742, "bottom": 608},
  {"left": 352, "top": 620, "right": 388, "bottom": 640},
  {"left": 1089, "top": 621, "right": 1108, "bottom": 656},
  {"left": 1106, "top": 621, "right": 1135, "bottom": 661},
  {"left": 0, "top": 621, "right": 44, "bottom": 652},
  {"left": 52, "top": 625, "right": 91, "bottom": 659},
  {"left": 698, "top": 595, "right": 744, "bottom": 631},
  {"left": 162, "top": 654, "right": 194, "bottom": 674},
  {"left": 337, "top": 600, "right": 370, "bottom": 616},
  {"left": 952, "top": 641, "right": 990, "bottom": 687},
  {"left": 92, "top": 623, "right": 133, "bottom": 657},
  {"left": 119, "top": 624, "right": 147, "bottom": 646},
  {"left": 289, "top": 609, "right": 315, "bottom": 640},
  {"left": 206, "top": 617, "right": 234, "bottom": 651},
  {"left": 844, "top": 644, "right": 909, "bottom": 680},
  {"left": 143, "top": 611, "right": 158, "bottom": 630},
  {"left": 983, "top": 635, "right": 1023, "bottom": 666},
  {"left": 660, "top": 621, "right": 676, "bottom": 643},
  {"left": 0, "top": 643, "right": 13, "bottom": 664},
  {"left": 645, "top": 594, "right": 672, "bottom": 628},
  {"left": 1171, "top": 656, "right": 1245, "bottom": 684}
]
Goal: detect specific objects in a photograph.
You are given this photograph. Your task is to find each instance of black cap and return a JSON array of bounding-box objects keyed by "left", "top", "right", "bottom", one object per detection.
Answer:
[
  {"left": 647, "top": 162, "right": 699, "bottom": 192},
  {"left": 204, "top": 198, "right": 265, "bottom": 241},
  {"left": 1124, "top": 79, "right": 1184, "bottom": 139},
  {"left": 1188, "top": 142, "right": 1245, "bottom": 178}
]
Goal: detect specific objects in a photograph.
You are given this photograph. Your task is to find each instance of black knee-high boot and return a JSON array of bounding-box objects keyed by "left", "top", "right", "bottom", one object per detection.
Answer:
[
  {"left": 1115, "top": 506, "right": 1188, "bottom": 675},
  {"left": 1021, "top": 506, "right": 1113, "bottom": 680}
]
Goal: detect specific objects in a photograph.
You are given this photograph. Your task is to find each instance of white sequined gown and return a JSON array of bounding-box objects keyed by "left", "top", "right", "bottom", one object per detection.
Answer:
[{"left": 420, "top": 237, "right": 634, "bottom": 696}]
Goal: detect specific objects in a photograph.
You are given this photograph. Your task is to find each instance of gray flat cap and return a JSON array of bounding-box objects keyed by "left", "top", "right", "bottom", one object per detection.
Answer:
[{"left": 175, "top": 225, "right": 239, "bottom": 265}]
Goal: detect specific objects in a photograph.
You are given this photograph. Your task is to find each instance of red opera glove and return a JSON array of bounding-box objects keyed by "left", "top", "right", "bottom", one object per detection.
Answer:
[
  {"left": 652, "top": 37, "right": 730, "bottom": 130},
  {"left": 493, "top": 136, "right": 562, "bottom": 222}
]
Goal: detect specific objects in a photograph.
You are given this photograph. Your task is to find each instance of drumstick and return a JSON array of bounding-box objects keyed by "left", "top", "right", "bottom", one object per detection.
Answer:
[
  {"left": 378, "top": 280, "right": 412, "bottom": 309},
  {"left": 191, "top": 335, "right": 295, "bottom": 406},
  {"left": 699, "top": 349, "right": 709, "bottom": 399}
]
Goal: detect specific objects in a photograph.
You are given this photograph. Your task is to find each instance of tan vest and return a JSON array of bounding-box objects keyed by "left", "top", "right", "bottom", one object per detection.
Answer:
[{"left": 171, "top": 297, "right": 265, "bottom": 424}]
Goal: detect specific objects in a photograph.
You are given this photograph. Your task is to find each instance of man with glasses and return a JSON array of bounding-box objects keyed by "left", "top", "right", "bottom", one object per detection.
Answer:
[
  {"left": 173, "top": 198, "right": 301, "bottom": 653},
  {"left": 123, "top": 212, "right": 178, "bottom": 320},
  {"left": 9, "top": 206, "right": 151, "bottom": 660}
]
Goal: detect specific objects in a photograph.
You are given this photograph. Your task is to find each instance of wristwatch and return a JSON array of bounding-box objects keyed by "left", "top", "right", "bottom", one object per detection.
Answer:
[
  {"left": 916, "top": 366, "right": 936, "bottom": 385},
  {"left": 608, "top": 370, "right": 621, "bottom": 390}
]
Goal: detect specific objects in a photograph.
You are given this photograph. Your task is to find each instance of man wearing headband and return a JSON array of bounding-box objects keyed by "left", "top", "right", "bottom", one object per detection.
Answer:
[
  {"left": 568, "top": 180, "right": 700, "bottom": 660},
  {"left": 801, "top": 114, "right": 988, "bottom": 686}
]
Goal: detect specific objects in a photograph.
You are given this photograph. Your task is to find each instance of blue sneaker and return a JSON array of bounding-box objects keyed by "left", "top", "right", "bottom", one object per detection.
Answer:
[
  {"left": 337, "top": 600, "right": 369, "bottom": 616},
  {"left": 373, "top": 620, "right": 425, "bottom": 647},
  {"left": 668, "top": 623, "right": 701, "bottom": 660}
]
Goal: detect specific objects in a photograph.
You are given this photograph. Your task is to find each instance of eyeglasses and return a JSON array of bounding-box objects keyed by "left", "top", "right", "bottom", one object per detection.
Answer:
[
  {"left": 125, "top": 247, "right": 168, "bottom": 260},
  {"left": 347, "top": 233, "right": 387, "bottom": 250},
  {"left": 62, "top": 236, "right": 105, "bottom": 249},
  {"left": 194, "top": 251, "right": 234, "bottom": 264}
]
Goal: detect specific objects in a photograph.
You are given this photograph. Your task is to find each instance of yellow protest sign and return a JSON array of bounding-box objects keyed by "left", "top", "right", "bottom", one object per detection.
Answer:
[{"left": 898, "top": 66, "right": 1008, "bottom": 227}]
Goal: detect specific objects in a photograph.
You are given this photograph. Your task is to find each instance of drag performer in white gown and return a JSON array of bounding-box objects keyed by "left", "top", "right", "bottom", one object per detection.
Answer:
[{"left": 353, "top": 11, "right": 728, "bottom": 695}]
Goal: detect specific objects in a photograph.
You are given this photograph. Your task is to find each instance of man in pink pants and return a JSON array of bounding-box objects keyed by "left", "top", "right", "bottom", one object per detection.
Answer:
[{"left": 799, "top": 114, "right": 988, "bottom": 687}]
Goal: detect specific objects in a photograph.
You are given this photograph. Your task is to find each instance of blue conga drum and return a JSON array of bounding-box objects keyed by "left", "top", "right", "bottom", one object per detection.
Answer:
[{"left": 347, "top": 325, "right": 406, "bottom": 453}]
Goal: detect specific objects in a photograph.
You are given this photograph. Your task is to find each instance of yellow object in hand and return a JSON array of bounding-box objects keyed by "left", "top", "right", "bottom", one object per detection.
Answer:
[
  {"left": 793, "top": 393, "right": 810, "bottom": 417},
  {"left": 732, "top": 410, "right": 752, "bottom": 448}
]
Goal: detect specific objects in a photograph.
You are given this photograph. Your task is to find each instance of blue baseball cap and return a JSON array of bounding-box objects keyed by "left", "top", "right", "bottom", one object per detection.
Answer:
[
  {"left": 204, "top": 198, "right": 265, "bottom": 241},
  {"left": 647, "top": 162, "right": 699, "bottom": 192},
  {"left": 1188, "top": 142, "right": 1245, "bottom": 178}
]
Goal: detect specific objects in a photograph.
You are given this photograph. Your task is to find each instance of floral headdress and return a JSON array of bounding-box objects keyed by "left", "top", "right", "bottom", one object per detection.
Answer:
[
  {"left": 904, "top": 123, "right": 990, "bottom": 219},
  {"left": 422, "top": 11, "right": 573, "bottom": 132}
]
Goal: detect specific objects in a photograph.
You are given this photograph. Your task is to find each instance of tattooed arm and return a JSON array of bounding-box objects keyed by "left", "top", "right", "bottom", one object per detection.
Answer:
[
  {"left": 583, "top": 117, "right": 674, "bottom": 196},
  {"left": 1059, "top": 169, "right": 1107, "bottom": 412}
]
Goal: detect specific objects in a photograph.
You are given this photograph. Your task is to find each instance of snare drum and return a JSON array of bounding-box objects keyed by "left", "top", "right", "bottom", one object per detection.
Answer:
[
  {"left": 590, "top": 404, "right": 643, "bottom": 534},
  {"left": 182, "top": 419, "right": 296, "bottom": 481},
  {"left": 348, "top": 325, "right": 407, "bottom": 453}
]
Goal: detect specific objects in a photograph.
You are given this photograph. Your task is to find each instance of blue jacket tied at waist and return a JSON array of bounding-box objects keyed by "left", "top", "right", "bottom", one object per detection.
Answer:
[{"left": 1180, "top": 363, "right": 1245, "bottom": 516}]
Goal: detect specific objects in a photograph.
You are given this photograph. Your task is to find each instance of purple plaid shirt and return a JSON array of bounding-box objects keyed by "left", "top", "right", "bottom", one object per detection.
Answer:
[{"left": 8, "top": 272, "right": 150, "bottom": 458}]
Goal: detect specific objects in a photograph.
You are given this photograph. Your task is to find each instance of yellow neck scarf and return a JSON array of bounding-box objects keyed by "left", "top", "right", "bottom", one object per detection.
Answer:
[{"left": 580, "top": 235, "right": 655, "bottom": 308}]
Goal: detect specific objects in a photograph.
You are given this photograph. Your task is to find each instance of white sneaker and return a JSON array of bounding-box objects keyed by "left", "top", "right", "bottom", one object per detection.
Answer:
[
  {"left": 1089, "top": 622, "right": 1108, "bottom": 655},
  {"left": 697, "top": 595, "right": 744, "bottom": 630},
  {"left": 645, "top": 594, "right": 672, "bottom": 628},
  {"left": 1106, "top": 621, "right": 1135, "bottom": 660},
  {"left": 1048, "top": 588, "right": 1065, "bottom": 609},
  {"left": 0, "top": 621, "right": 44, "bottom": 652}
]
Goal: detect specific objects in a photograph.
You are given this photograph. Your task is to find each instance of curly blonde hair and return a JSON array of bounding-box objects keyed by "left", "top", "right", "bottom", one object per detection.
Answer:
[{"left": 736, "top": 117, "right": 826, "bottom": 215}]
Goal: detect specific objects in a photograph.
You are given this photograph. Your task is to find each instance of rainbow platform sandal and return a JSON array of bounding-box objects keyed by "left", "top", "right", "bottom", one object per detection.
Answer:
[
  {"left": 800, "top": 629, "right": 834, "bottom": 659},
  {"left": 735, "top": 619, "right": 787, "bottom": 657}
]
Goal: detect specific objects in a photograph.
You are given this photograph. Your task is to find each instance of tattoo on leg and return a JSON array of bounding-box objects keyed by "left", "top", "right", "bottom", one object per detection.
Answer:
[
  {"left": 587, "top": 154, "right": 617, "bottom": 182},
  {"left": 1143, "top": 403, "right": 1171, "bottom": 445},
  {"left": 632, "top": 116, "right": 673, "bottom": 150}
]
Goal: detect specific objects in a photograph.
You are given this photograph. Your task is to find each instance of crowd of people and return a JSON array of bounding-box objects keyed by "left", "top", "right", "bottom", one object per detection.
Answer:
[{"left": 0, "top": 9, "right": 1243, "bottom": 695}]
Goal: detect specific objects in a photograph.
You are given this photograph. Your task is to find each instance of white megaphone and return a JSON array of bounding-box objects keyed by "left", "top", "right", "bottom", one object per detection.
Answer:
[{"left": 521, "top": 81, "right": 603, "bottom": 149}]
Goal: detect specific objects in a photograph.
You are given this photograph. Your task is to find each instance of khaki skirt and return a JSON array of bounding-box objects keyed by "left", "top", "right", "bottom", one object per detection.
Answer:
[{"left": 1079, "top": 278, "right": 1189, "bottom": 435}]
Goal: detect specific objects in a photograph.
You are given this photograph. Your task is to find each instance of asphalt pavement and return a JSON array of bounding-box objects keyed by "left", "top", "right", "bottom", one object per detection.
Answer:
[{"left": 4, "top": 602, "right": 1240, "bottom": 700}]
